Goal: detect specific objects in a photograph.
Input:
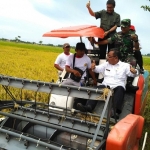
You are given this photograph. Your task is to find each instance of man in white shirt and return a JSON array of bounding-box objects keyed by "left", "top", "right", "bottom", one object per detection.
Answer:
[
  {"left": 62, "top": 42, "right": 97, "bottom": 86},
  {"left": 54, "top": 43, "right": 72, "bottom": 77},
  {"left": 77, "top": 48, "right": 138, "bottom": 116}
]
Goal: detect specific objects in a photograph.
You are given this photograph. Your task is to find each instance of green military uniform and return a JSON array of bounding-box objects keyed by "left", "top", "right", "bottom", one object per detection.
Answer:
[
  {"left": 107, "top": 19, "right": 138, "bottom": 68},
  {"left": 95, "top": 9, "right": 120, "bottom": 59},
  {"left": 95, "top": 10, "right": 120, "bottom": 37}
]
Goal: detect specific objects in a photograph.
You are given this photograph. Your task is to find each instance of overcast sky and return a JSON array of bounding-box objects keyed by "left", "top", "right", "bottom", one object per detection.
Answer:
[{"left": 0, "top": 0, "right": 150, "bottom": 54}]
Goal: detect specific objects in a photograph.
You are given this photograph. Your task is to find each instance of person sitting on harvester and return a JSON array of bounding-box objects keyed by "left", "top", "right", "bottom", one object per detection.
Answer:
[
  {"left": 77, "top": 49, "right": 138, "bottom": 118},
  {"left": 129, "top": 25, "right": 144, "bottom": 74},
  {"left": 62, "top": 42, "right": 97, "bottom": 87}
]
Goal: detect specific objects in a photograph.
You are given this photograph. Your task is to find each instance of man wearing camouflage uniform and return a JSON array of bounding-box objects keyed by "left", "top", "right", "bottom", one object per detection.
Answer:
[
  {"left": 110, "top": 19, "right": 137, "bottom": 67},
  {"left": 94, "top": 19, "right": 139, "bottom": 92}
]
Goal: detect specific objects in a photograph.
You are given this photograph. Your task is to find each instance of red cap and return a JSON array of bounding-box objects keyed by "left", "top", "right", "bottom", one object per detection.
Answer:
[{"left": 130, "top": 25, "right": 135, "bottom": 31}]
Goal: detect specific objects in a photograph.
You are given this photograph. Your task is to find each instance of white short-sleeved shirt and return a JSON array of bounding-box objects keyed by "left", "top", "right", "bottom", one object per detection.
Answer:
[
  {"left": 54, "top": 52, "right": 72, "bottom": 69},
  {"left": 66, "top": 54, "right": 91, "bottom": 79},
  {"left": 94, "top": 61, "right": 138, "bottom": 89}
]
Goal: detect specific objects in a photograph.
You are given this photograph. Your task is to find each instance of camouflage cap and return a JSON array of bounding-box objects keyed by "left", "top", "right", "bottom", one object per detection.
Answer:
[{"left": 121, "top": 19, "right": 131, "bottom": 27}]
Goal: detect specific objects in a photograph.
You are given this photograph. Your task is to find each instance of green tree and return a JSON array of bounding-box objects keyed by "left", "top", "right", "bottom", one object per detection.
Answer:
[
  {"left": 39, "top": 41, "right": 43, "bottom": 45},
  {"left": 141, "top": 0, "right": 150, "bottom": 11}
]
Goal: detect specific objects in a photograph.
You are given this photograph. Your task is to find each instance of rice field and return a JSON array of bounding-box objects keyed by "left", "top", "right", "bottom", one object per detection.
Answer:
[
  {"left": 0, "top": 40, "right": 150, "bottom": 149},
  {"left": 0, "top": 41, "right": 62, "bottom": 81}
]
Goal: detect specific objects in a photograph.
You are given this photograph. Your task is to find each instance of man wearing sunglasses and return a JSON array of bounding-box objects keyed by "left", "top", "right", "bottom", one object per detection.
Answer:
[
  {"left": 77, "top": 49, "right": 138, "bottom": 117},
  {"left": 54, "top": 43, "right": 72, "bottom": 77}
]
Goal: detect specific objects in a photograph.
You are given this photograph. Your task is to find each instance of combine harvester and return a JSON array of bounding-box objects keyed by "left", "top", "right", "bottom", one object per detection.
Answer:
[{"left": 0, "top": 25, "right": 149, "bottom": 150}]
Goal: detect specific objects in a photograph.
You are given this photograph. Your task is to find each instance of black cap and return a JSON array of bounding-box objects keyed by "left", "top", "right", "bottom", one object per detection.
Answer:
[{"left": 75, "top": 42, "right": 87, "bottom": 51}]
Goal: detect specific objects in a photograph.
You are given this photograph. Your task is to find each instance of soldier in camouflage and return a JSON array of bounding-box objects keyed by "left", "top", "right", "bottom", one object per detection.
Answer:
[{"left": 94, "top": 19, "right": 139, "bottom": 68}]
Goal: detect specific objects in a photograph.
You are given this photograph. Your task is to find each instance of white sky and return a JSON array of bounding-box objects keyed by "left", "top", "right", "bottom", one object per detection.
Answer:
[{"left": 0, "top": 0, "right": 150, "bottom": 54}]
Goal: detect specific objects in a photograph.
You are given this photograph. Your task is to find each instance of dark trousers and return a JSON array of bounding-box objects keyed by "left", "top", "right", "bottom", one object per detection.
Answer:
[
  {"left": 134, "top": 50, "right": 143, "bottom": 69},
  {"left": 86, "top": 85, "right": 125, "bottom": 113},
  {"left": 98, "top": 37, "right": 115, "bottom": 59},
  {"left": 113, "top": 86, "right": 125, "bottom": 114}
]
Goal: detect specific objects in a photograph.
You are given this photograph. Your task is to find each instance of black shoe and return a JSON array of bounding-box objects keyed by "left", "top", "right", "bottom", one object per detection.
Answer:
[
  {"left": 86, "top": 105, "right": 92, "bottom": 113},
  {"left": 111, "top": 113, "right": 119, "bottom": 119},
  {"left": 77, "top": 103, "right": 86, "bottom": 112},
  {"left": 126, "top": 84, "right": 139, "bottom": 93},
  {"left": 77, "top": 103, "right": 92, "bottom": 112}
]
